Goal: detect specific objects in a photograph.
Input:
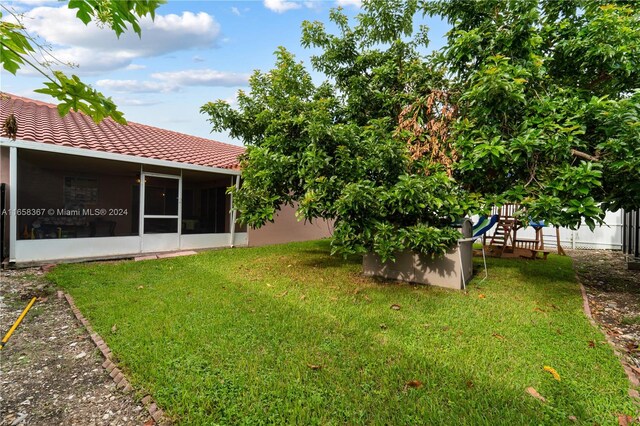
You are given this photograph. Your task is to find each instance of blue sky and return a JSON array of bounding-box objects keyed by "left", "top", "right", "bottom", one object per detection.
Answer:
[{"left": 2, "top": 0, "right": 449, "bottom": 146}]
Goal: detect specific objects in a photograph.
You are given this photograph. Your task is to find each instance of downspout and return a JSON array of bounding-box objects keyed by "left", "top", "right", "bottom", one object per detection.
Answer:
[{"left": 229, "top": 175, "right": 241, "bottom": 247}]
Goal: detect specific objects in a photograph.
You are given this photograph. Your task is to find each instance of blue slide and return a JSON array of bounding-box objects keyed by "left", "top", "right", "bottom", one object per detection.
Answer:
[{"left": 473, "top": 214, "right": 499, "bottom": 239}]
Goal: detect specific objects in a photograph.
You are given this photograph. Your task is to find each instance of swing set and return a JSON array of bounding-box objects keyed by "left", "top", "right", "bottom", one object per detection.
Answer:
[{"left": 480, "top": 204, "right": 566, "bottom": 260}]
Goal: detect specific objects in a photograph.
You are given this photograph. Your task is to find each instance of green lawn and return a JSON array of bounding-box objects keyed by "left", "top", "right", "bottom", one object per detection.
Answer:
[{"left": 49, "top": 240, "right": 636, "bottom": 425}]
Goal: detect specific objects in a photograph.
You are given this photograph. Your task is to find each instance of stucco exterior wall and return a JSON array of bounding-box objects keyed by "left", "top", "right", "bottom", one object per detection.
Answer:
[{"left": 247, "top": 204, "right": 333, "bottom": 247}]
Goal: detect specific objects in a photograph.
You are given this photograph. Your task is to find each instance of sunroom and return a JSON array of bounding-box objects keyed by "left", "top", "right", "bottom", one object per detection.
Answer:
[
  {"left": 0, "top": 93, "right": 249, "bottom": 265},
  {"left": 2, "top": 145, "right": 246, "bottom": 264}
]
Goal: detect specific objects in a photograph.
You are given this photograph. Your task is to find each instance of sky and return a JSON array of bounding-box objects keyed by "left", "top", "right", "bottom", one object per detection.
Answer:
[{"left": 1, "top": 0, "right": 449, "bottom": 146}]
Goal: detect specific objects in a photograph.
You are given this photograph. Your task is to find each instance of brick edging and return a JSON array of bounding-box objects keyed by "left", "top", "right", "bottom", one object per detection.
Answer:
[
  {"left": 576, "top": 284, "right": 640, "bottom": 400},
  {"left": 579, "top": 283, "right": 595, "bottom": 326},
  {"left": 58, "top": 290, "right": 167, "bottom": 423}
]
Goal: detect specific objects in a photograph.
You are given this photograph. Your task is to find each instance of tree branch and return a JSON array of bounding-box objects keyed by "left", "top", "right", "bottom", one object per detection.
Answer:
[
  {"left": 0, "top": 42, "right": 59, "bottom": 86},
  {"left": 571, "top": 149, "right": 599, "bottom": 162},
  {"left": 587, "top": 70, "right": 612, "bottom": 91}
]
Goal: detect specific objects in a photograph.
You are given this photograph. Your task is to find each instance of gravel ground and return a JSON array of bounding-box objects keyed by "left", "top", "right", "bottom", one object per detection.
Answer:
[
  {"left": 0, "top": 268, "right": 152, "bottom": 426},
  {"left": 569, "top": 250, "right": 640, "bottom": 380}
]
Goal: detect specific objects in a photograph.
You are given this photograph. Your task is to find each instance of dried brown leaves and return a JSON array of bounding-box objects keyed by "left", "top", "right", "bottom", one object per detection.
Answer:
[{"left": 396, "top": 90, "right": 458, "bottom": 176}]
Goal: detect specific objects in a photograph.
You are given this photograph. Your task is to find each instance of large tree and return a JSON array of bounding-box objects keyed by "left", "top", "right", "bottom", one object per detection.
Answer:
[
  {"left": 203, "top": 0, "right": 472, "bottom": 261},
  {"left": 203, "top": 0, "right": 640, "bottom": 259},
  {"left": 426, "top": 0, "right": 640, "bottom": 228},
  {"left": 1, "top": 1, "right": 164, "bottom": 125}
]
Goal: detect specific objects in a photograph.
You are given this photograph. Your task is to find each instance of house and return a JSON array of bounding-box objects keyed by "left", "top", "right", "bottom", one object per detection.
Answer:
[{"left": 0, "top": 93, "right": 332, "bottom": 266}]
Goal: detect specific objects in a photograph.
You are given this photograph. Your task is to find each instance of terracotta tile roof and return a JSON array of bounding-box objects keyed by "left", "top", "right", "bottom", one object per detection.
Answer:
[{"left": 0, "top": 93, "right": 244, "bottom": 170}]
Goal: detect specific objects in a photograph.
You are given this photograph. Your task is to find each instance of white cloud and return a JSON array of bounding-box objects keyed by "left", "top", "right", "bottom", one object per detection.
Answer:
[
  {"left": 10, "top": 0, "right": 59, "bottom": 5},
  {"left": 303, "top": 1, "right": 325, "bottom": 10},
  {"left": 125, "top": 64, "right": 147, "bottom": 71},
  {"left": 264, "top": 0, "right": 301, "bottom": 13},
  {"left": 223, "top": 94, "right": 240, "bottom": 108},
  {"left": 96, "top": 79, "right": 173, "bottom": 93},
  {"left": 151, "top": 69, "right": 249, "bottom": 87},
  {"left": 97, "top": 69, "right": 249, "bottom": 93},
  {"left": 263, "top": 0, "right": 324, "bottom": 13},
  {"left": 336, "top": 0, "right": 362, "bottom": 7},
  {"left": 231, "top": 6, "right": 241, "bottom": 16},
  {"left": 14, "top": 6, "right": 222, "bottom": 73},
  {"left": 114, "top": 97, "right": 162, "bottom": 107},
  {"left": 34, "top": 46, "right": 134, "bottom": 72},
  {"left": 2, "top": 0, "right": 54, "bottom": 12}
]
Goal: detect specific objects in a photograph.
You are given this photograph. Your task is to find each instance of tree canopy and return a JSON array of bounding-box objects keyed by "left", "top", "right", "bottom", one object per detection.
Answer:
[
  {"left": 1, "top": 0, "right": 164, "bottom": 124},
  {"left": 202, "top": 0, "right": 640, "bottom": 260},
  {"left": 427, "top": 0, "right": 640, "bottom": 227}
]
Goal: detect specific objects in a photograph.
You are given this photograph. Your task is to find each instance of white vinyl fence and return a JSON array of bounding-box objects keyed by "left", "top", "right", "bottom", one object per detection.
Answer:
[{"left": 503, "top": 210, "right": 624, "bottom": 250}]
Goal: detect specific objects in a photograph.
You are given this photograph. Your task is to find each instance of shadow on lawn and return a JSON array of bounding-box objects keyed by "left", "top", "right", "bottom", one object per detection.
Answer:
[{"left": 297, "top": 248, "right": 362, "bottom": 269}]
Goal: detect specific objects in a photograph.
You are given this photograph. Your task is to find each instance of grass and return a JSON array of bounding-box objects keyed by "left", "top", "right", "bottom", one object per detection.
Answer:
[{"left": 49, "top": 240, "right": 637, "bottom": 425}]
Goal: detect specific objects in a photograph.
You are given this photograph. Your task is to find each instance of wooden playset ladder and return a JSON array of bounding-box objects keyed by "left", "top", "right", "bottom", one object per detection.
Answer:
[{"left": 487, "top": 204, "right": 518, "bottom": 255}]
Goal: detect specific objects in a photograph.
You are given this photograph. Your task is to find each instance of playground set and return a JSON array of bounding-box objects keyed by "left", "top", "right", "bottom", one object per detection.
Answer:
[{"left": 474, "top": 204, "right": 566, "bottom": 260}]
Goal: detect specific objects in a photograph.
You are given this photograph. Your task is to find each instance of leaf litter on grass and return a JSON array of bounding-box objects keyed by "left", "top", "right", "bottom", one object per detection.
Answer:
[{"left": 544, "top": 366, "right": 561, "bottom": 381}]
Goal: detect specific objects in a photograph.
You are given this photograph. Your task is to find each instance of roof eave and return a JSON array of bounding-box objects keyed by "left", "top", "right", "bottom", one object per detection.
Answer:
[{"left": 0, "top": 137, "right": 241, "bottom": 176}]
